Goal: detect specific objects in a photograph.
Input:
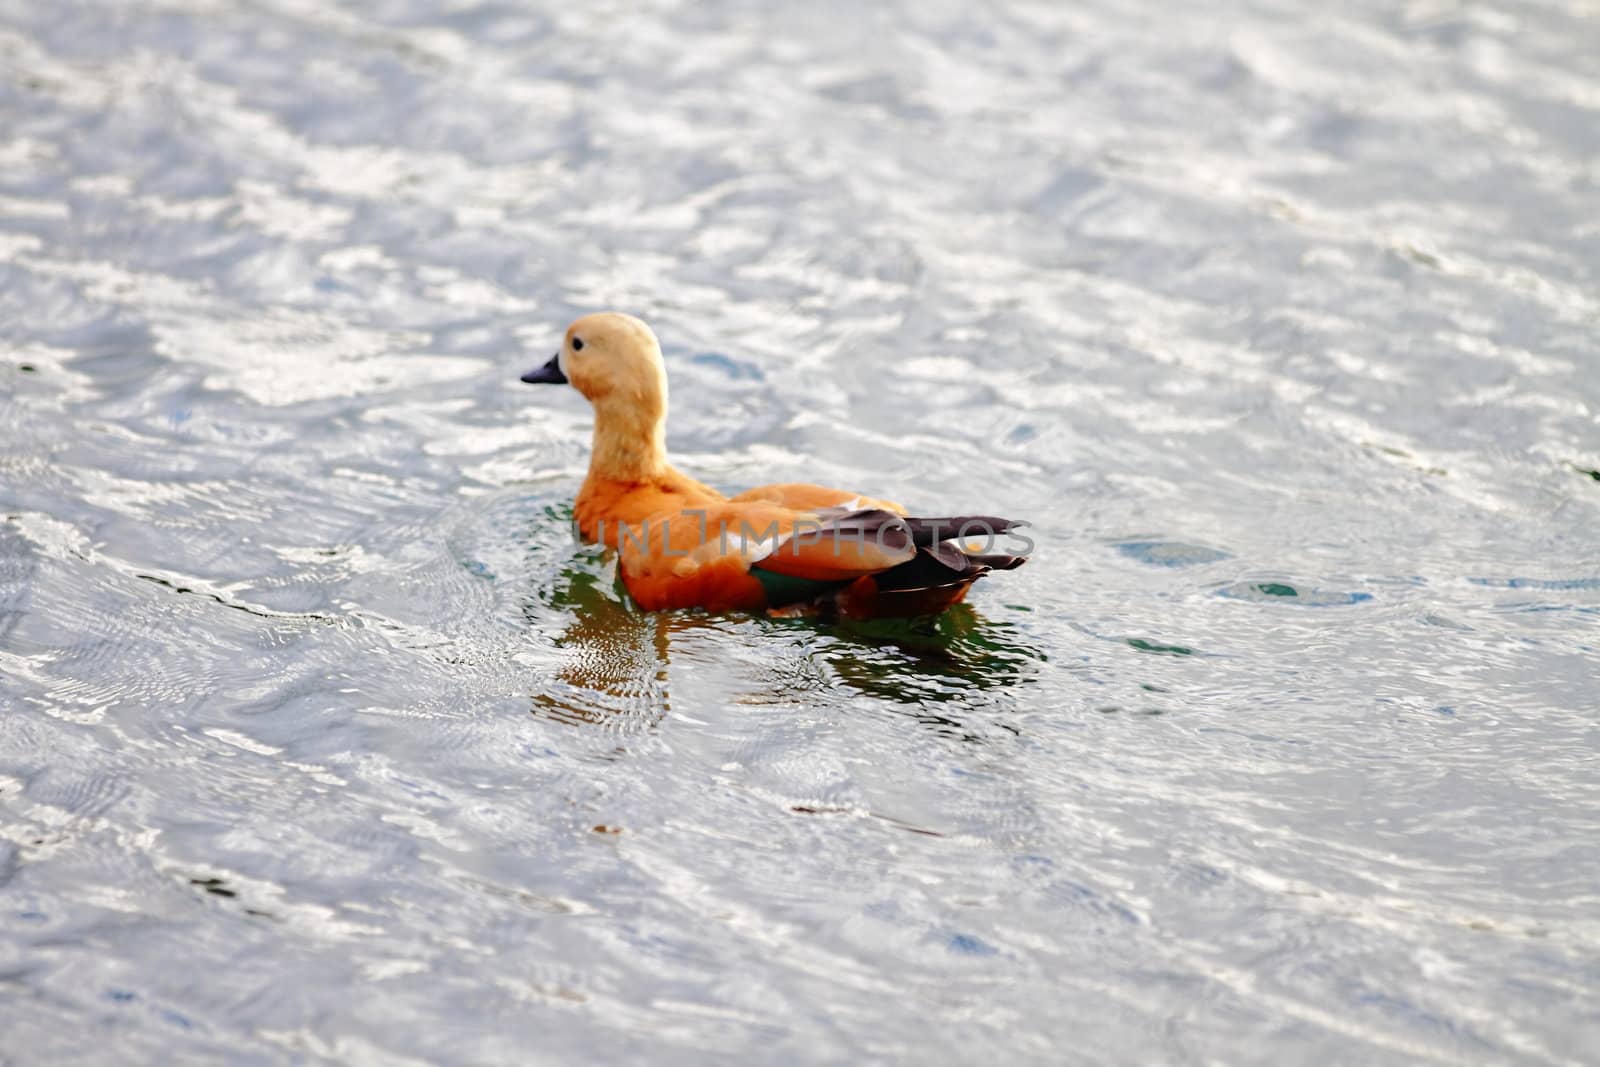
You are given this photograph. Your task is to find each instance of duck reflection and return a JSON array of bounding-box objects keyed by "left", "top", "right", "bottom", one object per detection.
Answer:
[
  {"left": 524, "top": 549, "right": 685, "bottom": 731},
  {"left": 525, "top": 548, "right": 1043, "bottom": 738}
]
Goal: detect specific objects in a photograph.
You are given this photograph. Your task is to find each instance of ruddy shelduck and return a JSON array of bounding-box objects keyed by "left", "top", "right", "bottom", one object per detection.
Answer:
[{"left": 521, "top": 312, "right": 1027, "bottom": 618}]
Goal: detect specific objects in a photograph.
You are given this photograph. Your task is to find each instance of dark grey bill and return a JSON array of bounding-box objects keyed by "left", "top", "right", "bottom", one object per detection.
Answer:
[{"left": 520, "top": 353, "right": 567, "bottom": 384}]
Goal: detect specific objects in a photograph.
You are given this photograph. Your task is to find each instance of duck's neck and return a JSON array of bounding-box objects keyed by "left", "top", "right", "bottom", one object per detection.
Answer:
[{"left": 586, "top": 396, "right": 671, "bottom": 485}]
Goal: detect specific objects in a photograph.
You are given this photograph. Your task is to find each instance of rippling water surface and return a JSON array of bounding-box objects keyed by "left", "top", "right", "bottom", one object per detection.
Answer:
[{"left": 3, "top": 1, "right": 1599, "bottom": 1062}]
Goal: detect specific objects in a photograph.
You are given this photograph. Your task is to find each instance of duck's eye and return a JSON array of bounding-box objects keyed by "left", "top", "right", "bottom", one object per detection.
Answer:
[{"left": 571, "top": 336, "right": 585, "bottom": 352}]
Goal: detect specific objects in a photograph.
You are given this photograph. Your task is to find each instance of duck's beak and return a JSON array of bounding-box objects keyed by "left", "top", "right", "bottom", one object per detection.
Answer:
[{"left": 520, "top": 353, "right": 567, "bottom": 385}]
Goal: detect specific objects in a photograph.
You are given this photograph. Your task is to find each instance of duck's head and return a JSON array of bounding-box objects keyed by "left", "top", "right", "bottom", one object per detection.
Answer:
[{"left": 520, "top": 311, "right": 667, "bottom": 413}]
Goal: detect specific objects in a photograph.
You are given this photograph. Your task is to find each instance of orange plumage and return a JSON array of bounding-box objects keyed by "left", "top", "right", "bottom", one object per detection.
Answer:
[{"left": 520, "top": 312, "right": 1026, "bottom": 618}]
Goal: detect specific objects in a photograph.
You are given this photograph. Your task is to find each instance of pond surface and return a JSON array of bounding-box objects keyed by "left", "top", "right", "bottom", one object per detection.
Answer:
[{"left": 2, "top": 0, "right": 1598, "bottom": 1062}]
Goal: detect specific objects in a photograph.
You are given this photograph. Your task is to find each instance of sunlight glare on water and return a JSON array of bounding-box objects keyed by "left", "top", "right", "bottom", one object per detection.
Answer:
[{"left": 2, "top": 0, "right": 1599, "bottom": 1062}]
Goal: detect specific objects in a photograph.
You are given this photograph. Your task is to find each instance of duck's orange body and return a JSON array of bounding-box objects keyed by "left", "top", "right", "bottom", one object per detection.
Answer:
[{"left": 522, "top": 313, "right": 1026, "bottom": 618}]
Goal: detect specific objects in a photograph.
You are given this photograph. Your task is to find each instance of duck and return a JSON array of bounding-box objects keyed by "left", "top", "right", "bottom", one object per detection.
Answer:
[{"left": 520, "top": 312, "right": 1027, "bottom": 618}]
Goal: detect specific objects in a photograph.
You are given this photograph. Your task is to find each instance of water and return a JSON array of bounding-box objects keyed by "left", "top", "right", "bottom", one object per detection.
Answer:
[{"left": 2, "top": 0, "right": 1598, "bottom": 1062}]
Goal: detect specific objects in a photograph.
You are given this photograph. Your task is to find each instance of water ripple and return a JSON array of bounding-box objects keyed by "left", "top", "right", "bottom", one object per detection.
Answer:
[{"left": 2, "top": 0, "right": 1598, "bottom": 1063}]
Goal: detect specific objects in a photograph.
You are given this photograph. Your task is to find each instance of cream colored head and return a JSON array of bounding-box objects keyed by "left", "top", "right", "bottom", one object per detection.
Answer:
[
  {"left": 525, "top": 312, "right": 668, "bottom": 414},
  {"left": 520, "top": 311, "right": 673, "bottom": 481}
]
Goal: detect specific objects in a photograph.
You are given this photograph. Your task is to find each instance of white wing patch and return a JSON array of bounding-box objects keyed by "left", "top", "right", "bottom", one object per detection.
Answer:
[{"left": 720, "top": 531, "right": 776, "bottom": 564}]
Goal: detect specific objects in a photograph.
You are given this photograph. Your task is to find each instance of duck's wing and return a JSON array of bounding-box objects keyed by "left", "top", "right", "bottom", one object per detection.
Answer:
[
  {"left": 749, "top": 507, "right": 919, "bottom": 581},
  {"left": 755, "top": 508, "right": 1029, "bottom": 619}
]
